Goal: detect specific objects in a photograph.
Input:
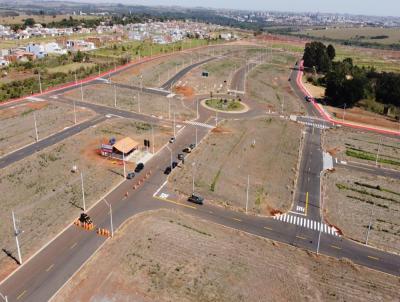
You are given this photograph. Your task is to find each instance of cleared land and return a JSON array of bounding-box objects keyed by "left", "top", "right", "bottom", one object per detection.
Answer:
[
  {"left": 323, "top": 127, "right": 400, "bottom": 170},
  {"left": 0, "top": 118, "right": 172, "bottom": 279},
  {"left": 0, "top": 100, "right": 95, "bottom": 156},
  {"left": 247, "top": 56, "right": 305, "bottom": 115},
  {"left": 63, "top": 83, "right": 196, "bottom": 121},
  {"left": 55, "top": 209, "right": 400, "bottom": 302},
  {"left": 323, "top": 167, "right": 400, "bottom": 254},
  {"left": 170, "top": 118, "right": 302, "bottom": 215}
]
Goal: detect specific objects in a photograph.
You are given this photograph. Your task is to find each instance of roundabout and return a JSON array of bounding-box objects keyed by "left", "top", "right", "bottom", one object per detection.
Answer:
[{"left": 201, "top": 96, "right": 250, "bottom": 114}]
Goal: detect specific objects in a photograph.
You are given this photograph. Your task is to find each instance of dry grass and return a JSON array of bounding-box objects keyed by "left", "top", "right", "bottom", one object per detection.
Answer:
[
  {"left": 54, "top": 209, "right": 400, "bottom": 302},
  {"left": 170, "top": 118, "right": 302, "bottom": 215}
]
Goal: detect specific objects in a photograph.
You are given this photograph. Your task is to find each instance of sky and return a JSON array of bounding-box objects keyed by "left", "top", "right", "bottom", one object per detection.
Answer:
[{"left": 89, "top": 0, "right": 399, "bottom": 17}]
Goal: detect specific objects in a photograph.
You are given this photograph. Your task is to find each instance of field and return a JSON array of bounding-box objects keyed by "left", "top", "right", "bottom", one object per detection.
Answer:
[
  {"left": 323, "top": 167, "right": 400, "bottom": 254},
  {"left": 323, "top": 127, "right": 400, "bottom": 170},
  {"left": 0, "top": 118, "right": 172, "bottom": 279},
  {"left": 247, "top": 57, "right": 305, "bottom": 115},
  {"left": 0, "top": 100, "right": 95, "bottom": 156},
  {"left": 54, "top": 209, "right": 400, "bottom": 302},
  {"left": 47, "top": 62, "right": 96, "bottom": 74},
  {"left": 170, "top": 118, "right": 302, "bottom": 215},
  {"left": 298, "top": 27, "right": 400, "bottom": 46},
  {"left": 0, "top": 14, "right": 97, "bottom": 25},
  {"left": 63, "top": 83, "right": 196, "bottom": 121}
]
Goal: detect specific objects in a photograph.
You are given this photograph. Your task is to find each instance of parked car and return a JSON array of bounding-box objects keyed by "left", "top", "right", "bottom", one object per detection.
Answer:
[
  {"left": 188, "top": 194, "right": 204, "bottom": 205},
  {"left": 79, "top": 213, "right": 92, "bottom": 224},
  {"left": 189, "top": 143, "right": 196, "bottom": 149},
  {"left": 127, "top": 172, "right": 135, "bottom": 179},
  {"left": 172, "top": 161, "right": 178, "bottom": 168},
  {"left": 135, "top": 163, "right": 144, "bottom": 173},
  {"left": 177, "top": 153, "right": 184, "bottom": 160},
  {"left": 305, "top": 96, "right": 311, "bottom": 102},
  {"left": 183, "top": 147, "right": 192, "bottom": 153},
  {"left": 169, "top": 137, "right": 176, "bottom": 143},
  {"left": 164, "top": 166, "right": 172, "bottom": 175}
]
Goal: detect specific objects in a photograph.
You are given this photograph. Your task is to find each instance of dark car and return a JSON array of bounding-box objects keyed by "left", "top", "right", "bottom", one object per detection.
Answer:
[
  {"left": 172, "top": 161, "right": 178, "bottom": 169},
  {"left": 305, "top": 96, "right": 311, "bottom": 102},
  {"left": 188, "top": 194, "right": 204, "bottom": 205},
  {"left": 183, "top": 147, "right": 192, "bottom": 153},
  {"left": 127, "top": 172, "right": 135, "bottom": 179},
  {"left": 79, "top": 213, "right": 93, "bottom": 224},
  {"left": 164, "top": 166, "right": 172, "bottom": 175},
  {"left": 177, "top": 153, "right": 184, "bottom": 160},
  {"left": 189, "top": 143, "right": 196, "bottom": 149},
  {"left": 135, "top": 163, "right": 144, "bottom": 173}
]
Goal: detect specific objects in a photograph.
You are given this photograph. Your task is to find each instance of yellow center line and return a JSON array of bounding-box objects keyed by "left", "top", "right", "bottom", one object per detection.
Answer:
[
  {"left": 17, "top": 290, "right": 26, "bottom": 300},
  {"left": 296, "top": 235, "right": 307, "bottom": 240},
  {"left": 70, "top": 242, "right": 78, "bottom": 249},
  {"left": 305, "top": 192, "right": 309, "bottom": 216},
  {"left": 153, "top": 196, "right": 197, "bottom": 209},
  {"left": 368, "top": 255, "right": 380, "bottom": 261},
  {"left": 45, "top": 264, "right": 54, "bottom": 272},
  {"left": 264, "top": 226, "right": 273, "bottom": 231},
  {"left": 232, "top": 218, "right": 242, "bottom": 222},
  {"left": 330, "top": 245, "right": 342, "bottom": 250}
]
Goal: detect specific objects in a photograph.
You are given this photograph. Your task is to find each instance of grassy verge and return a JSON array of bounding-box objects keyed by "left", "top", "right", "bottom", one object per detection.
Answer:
[
  {"left": 205, "top": 98, "right": 244, "bottom": 111},
  {"left": 345, "top": 149, "right": 400, "bottom": 166}
]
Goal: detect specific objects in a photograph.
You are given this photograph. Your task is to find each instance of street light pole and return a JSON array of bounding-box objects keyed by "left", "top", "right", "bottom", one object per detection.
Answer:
[
  {"left": 375, "top": 138, "right": 382, "bottom": 166},
  {"left": 173, "top": 112, "right": 176, "bottom": 138},
  {"left": 195, "top": 127, "right": 198, "bottom": 146},
  {"left": 80, "top": 82, "right": 84, "bottom": 102},
  {"left": 151, "top": 124, "right": 155, "bottom": 154},
  {"left": 73, "top": 99, "right": 77, "bottom": 124},
  {"left": 365, "top": 207, "right": 373, "bottom": 245},
  {"left": 38, "top": 72, "right": 42, "bottom": 94},
  {"left": 103, "top": 199, "right": 113, "bottom": 238},
  {"left": 166, "top": 146, "right": 172, "bottom": 168},
  {"left": 245, "top": 175, "right": 250, "bottom": 213},
  {"left": 33, "top": 112, "right": 39, "bottom": 142},
  {"left": 192, "top": 162, "right": 196, "bottom": 194},
  {"left": 122, "top": 153, "right": 126, "bottom": 178},
  {"left": 137, "top": 91, "right": 141, "bottom": 113},
  {"left": 114, "top": 84, "right": 117, "bottom": 108},
  {"left": 81, "top": 171, "right": 86, "bottom": 212},
  {"left": 12, "top": 211, "right": 22, "bottom": 265},
  {"left": 316, "top": 229, "right": 322, "bottom": 255}
]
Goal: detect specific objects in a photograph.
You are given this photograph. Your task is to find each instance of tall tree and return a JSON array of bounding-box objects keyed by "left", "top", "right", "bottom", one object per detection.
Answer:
[{"left": 327, "top": 44, "right": 336, "bottom": 61}]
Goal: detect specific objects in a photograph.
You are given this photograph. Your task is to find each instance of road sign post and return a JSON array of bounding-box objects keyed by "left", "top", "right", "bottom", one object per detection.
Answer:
[{"left": 12, "top": 211, "right": 22, "bottom": 265}]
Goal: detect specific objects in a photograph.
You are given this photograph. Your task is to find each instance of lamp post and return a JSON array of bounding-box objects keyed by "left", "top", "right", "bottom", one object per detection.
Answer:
[{"left": 103, "top": 199, "right": 113, "bottom": 238}]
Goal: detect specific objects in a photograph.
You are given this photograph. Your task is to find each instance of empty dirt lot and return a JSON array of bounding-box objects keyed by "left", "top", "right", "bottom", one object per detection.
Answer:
[
  {"left": 170, "top": 117, "right": 302, "bottom": 215},
  {"left": 323, "top": 127, "right": 400, "bottom": 171},
  {"left": 0, "top": 100, "right": 95, "bottom": 156},
  {"left": 323, "top": 167, "right": 400, "bottom": 254},
  {"left": 63, "top": 83, "right": 196, "bottom": 121},
  {"left": 54, "top": 209, "right": 400, "bottom": 302},
  {"left": 0, "top": 118, "right": 172, "bottom": 279}
]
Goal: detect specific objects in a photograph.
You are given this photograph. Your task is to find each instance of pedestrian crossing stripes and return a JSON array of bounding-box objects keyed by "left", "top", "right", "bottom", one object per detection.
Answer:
[
  {"left": 273, "top": 214, "right": 340, "bottom": 236},
  {"left": 185, "top": 121, "right": 215, "bottom": 129},
  {"left": 296, "top": 206, "right": 305, "bottom": 213},
  {"left": 298, "top": 121, "right": 330, "bottom": 129}
]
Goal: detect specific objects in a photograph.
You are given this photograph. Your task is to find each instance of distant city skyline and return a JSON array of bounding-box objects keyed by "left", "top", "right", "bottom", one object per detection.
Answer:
[{"left": 76, "top": 0, "right": 400, "bottom": 17}]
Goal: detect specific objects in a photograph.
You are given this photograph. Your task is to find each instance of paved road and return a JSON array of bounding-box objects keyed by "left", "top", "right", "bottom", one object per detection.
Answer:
[
  {"left": 334, "top": 159, "right": 400, "bottom": 179},
  {"left": 1, "top": 57, "right": 400, "bottom": 302}
]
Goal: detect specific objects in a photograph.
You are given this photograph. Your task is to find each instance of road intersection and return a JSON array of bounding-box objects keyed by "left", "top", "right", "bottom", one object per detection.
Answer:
[{"left": 0, "top": 47, "right": 399, "bottom": 302}]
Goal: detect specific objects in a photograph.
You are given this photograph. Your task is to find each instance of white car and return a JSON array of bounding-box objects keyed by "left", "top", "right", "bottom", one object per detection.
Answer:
[{"left": 169, "top": 137, "right": 176, "bottom": 143}]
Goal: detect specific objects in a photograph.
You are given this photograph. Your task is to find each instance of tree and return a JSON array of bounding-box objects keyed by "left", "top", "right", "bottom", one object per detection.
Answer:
[
  {"left": 24, "top": 18, "right": 35, "bottom": 27},
  {"left": 375, "top": 73, "right": 400, "bottom": 107},
  {"left": 327, "top": 44, "right": 336, "bottom": 61},
  {"left": 73, "top": 50, "right": 84, "bottom": 62},
  {"left": 303, "top": 41, "right": 331, "bottom": 73}
]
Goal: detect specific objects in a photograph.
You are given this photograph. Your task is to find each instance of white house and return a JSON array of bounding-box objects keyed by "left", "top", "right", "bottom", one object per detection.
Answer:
[
  {"left": 44, "top": 42, "right": 67, "bottom": 55},
  {"left": 26, "top": 43, "right": 47, "bottom": 59}
]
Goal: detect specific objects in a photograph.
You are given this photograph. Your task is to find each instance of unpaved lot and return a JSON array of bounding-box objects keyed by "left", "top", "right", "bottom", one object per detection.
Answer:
[
  {"left": 54, "top": 209, "right": 400, "bottom": 302},
  {"left": 0, "top": 118, "right": 172, "bottom": 279},
  {"left": 170, "top": 118, "right": 302, "bottom": 215},
  {"left": 323, "top": 167, "right": 400, "bottom": 254},
  {"left": 0, "top": 101, "right": 95, "bottom": 156},
  {"left": 323, "top": 127, "right": 400, "bottom": 171},
  {"left": 63, "top": 83, "right": 196, "bottom": 121},
  {"left": 247, "top": 56, "right": 305, "bottom": 115}
]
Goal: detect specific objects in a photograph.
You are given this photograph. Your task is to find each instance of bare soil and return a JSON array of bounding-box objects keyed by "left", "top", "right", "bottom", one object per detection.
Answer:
[
  {"left": 54, "top": 209, "right": 400, "bottom": 302},
  {"left": 323, "top": 167, "right": 400, "bottom": 254},
  {"left": 62, "top": 83, "right": 196, "bottom": 121},
  {"left": 0, "top": 118, "right": 172, "bottom": 280},
  {"left": 170, "top": 118, "right": 302, "bottom": 215},
  {"left": 323, "top": 127, "right": 400, "bottom": 171},
  {"left": 0, "top": 100, "right": 95, "bottom": 156}
]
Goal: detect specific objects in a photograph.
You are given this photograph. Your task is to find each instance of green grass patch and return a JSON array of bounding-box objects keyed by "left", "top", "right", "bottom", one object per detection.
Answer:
[
  {"left": 345, "top": 149, "right": 400, "bottom": 166},
  {"left": 210, "top": 169, "right": 221, "bottom": 192},
  {"left": 205, "top": 98, "right": 244, "bottom": 111},
  {"left": 337, "top": 183, "right": 400, "bottom": 203},
  {"left": 21, "top": 108, "right": 35, "bottom": 116}
]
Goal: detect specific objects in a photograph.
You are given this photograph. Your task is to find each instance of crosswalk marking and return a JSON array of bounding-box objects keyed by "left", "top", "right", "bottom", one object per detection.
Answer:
[
  {"left": 185, "top": 121, "right": 215, "bottom": 129},
  {"left": 296, "top": 205, "right": 305, "bottom": 212},
  {"left": 298, "top": 120, "right": 330, "bottom": 129},
  {"left": 273, "top": 214, "right": 340, "bottom": 236}
]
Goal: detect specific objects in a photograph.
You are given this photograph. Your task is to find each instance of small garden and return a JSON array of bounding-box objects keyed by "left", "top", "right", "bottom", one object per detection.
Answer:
[{"left": 205, "top": 98, "right": 244, "bottom": 111}]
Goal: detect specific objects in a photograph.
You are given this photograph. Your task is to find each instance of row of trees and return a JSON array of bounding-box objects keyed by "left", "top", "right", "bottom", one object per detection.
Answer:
[{"left": 303, "top": 41, "right": 400, "bottom": 110}]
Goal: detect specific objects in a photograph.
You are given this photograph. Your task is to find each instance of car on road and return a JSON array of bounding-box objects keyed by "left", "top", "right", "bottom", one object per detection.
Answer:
[
  {"left": 183, "top": 147, "right": 192, "bottom": 153},
  {"left": 188, "top": 194, "right": 204, "bottom": 205},
  {"left": 305, "top": 96, "right": 311, "bottom": 102},
  {"left": 126, "top": 172, "right": 135, "bottom": 179},
  {"left": 189, "top": 143, "right": 196, "bottom": 149},
  {"left": 135, "top": 163, "right": 144, "bottom": 173},
  {"left": 164, "top": 166, "right": 172, "bottom": 175},
  {"left": 177, "top": 153, "right": 184, "bottom": 160},
  {"left": 172, "top": 161, "right": 178, "bottom": 169},
  {"left": 79, "top": 213, "right": 93, "bottom": 224},
  {"left": 169, "top": 137, "right": 176, "bottom": 143}
]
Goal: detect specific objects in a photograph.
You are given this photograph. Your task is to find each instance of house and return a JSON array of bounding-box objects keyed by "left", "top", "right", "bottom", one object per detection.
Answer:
[
  {"left": 43, "top": 42, "right": 67, "bottom": 55},
  {"left": 26, "top": 43, "right": 47, "bottom": 59},
  {"left": 66, "top": 40, "right": 96, "bottom": 51},
  {"left": 0, "top": 57, "right": 9, "bottom": 68}
]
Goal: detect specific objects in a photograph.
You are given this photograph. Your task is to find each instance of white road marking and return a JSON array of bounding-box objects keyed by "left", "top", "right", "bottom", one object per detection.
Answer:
[{"left": 273, "top": 214, "right": 339, "bottom": 236}]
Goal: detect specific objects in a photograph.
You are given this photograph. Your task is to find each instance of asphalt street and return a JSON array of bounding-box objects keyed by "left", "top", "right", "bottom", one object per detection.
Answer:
[{"left": 0, "top": 54, "right": 399, "bottom": 302}]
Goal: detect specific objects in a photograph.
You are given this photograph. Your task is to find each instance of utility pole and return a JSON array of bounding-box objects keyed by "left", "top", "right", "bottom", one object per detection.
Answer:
[
  {"left": 114, "top": 84, "right": 117, "bottom": 108},
  {"left": 173, "top": 112, "right": 176, "bottom": 137},
  {"left": 12, "top": 211, "right": 22, "bottom": 265},
  {"left": 137, "top": 91, "right": 141, "bottom": 113},
  {"left": 192, "top": 162, "right": 196, "bottom": 194},
  {"left": 375, "top": 138, "right": 382, "bottom": 166},
  {"left": 74, "top": 72, "right": 78, "bottom": 84},
  {"left": 81, "top": 171, "right": 86, "bottom": 212},
  {"left": 122, "top": 153, "right": 126, "bottom": 178},
  {"left": 245, "top": 175, "right": 250, "bottom": 214},
  {"left": 365, "top": 207, "right": 373, "bottom": 245},
  {"left": 196, "top": 99, "right": 199, "bottom": 118},
  {"left": 80, "top": 82, "right": 84, "bottom": 102},
  {"left": 151, "top": 124, "right": 155, "bottom": 154},
  {"left": 195, "top": 127, "right": 198, "bottom": 146},
  {"left": 38, "top": 72, "right": 42, "bottom": 94},
  {"left": 166, "top": 145, "right": 172, "bottom": 168},
  {"left": 33, "top": 112, "right": 39, "bottom": 142},
  {"left": 73, "top": 99, "right": 77, "bottom": 124},
  {"left": 316, "top": 229, "right": 322, "bottom": 255},
  {"left": 103, "top": 199, "right": 113, "bottom": 238}
]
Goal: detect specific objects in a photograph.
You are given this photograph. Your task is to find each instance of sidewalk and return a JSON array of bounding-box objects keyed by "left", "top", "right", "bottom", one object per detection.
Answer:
[{"left": 296, "top": 61, "right": 400, "bottom": 136}]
